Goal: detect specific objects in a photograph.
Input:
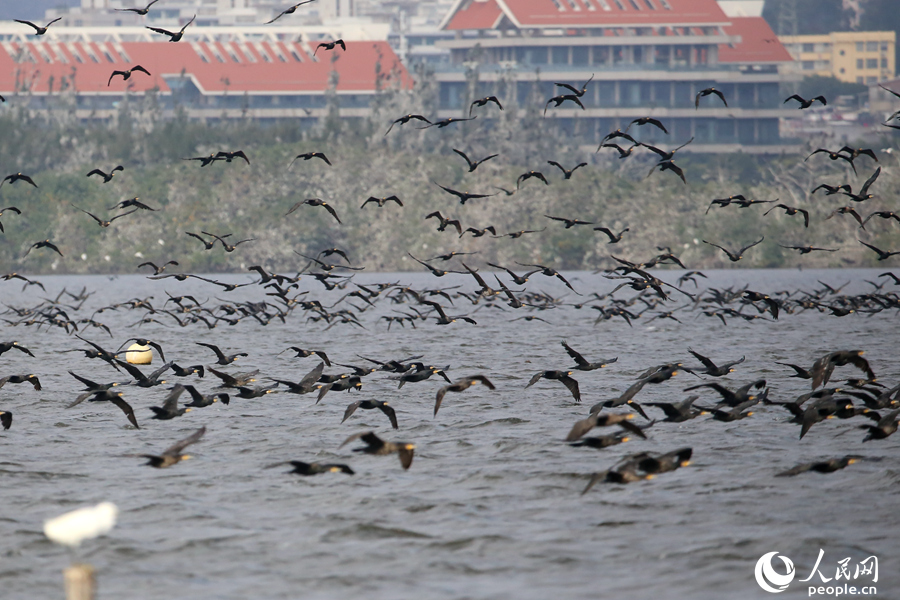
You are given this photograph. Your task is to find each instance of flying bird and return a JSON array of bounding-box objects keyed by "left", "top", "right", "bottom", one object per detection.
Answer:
[
  {"left": 314, "top": 39, "right": 346, "bottom": 55},
  {"left": 626, "top": 117, "right": 668, "bottom": 134},
  {"left": 24, "top": 240, "right": 63, "bottom": 257},
  {"left": 544, "top": 94, "right": 585, "bottom": 114},
  {"left": 553, "top": 74, "right": 593, "bottom": 97},
  {"left": 15, "top": 18, "right": 62, "bottom": 36},
  {"left": 418, "top": 116, "right": 477, "bottom": 129},
  {"left": 1, "top": 173, "right": 38, "bottom": 188},
  {"left": 361, "top": 195, "right": 403, "bottom": 208},
  {"left": 452, "top": 149, "right": 498, "bottom": 172},
  {"left": 265, "top": 0, "right": 317, "bottom": 23},
  {"left": 134, "top": 426, "right": 206, "bottom": 468},
  {"left": 72, "top": 205, "right": 137, "bottom": 228},
  {"left": 545, "top": 215, "right": 593, "bottom": 229},
  {"left": 695, "top": 87, "right": 727, "bottom": 108},
  {"left": 0, "top": 207, "right": 21, "bottom": 233},
  {"left": 434, "top": 375, "right": 495, "bottom": 416},
  {"left": 594, "top": 226, "right": 629, "bottom": 244},
  {"left": 146, "top": 14, "right": 195, "bottom": 42},
  {"left": 784, "top": 94, "right": 827, "bottom": 109},
  {"left": 703, "top": 237, "right": 764, "bottom": 262},
  {"left": 547, "top": 161, "right": 587, "bottom": 179},
  {"left": 516, "top": 171, "right": 550, "bottom": 189},
  {"left": 859, "top": 240, "right": 900, "bottom": 261},
  {"left": 108, "top": 66, "right": 150, "bottom": 86},
  {"left": 287, "top": 198, "right": 341, "bottom": 223},
  {"left": 469, "top": 96, "right": 502, "bottom": 116},
  {"left": 116, "top": 0, "right": 160, "bottom": 15},
  {"left": 435, "top": 182, "right": 496, "bottom": 205},
  {"left": 87, "top": 166, "right": 124, "bottom": 182},
  {"left": 291, "top": 152, "right": 331, "bottom": 166},
  {"left": 385, "top": 114, "right": 431, "bottom": 135},
  {"left": 764, "top": 204, "right": 810, "bottom": 228},
  {"left": 215, "top": 150, "right": 250, "bottom": 164}
]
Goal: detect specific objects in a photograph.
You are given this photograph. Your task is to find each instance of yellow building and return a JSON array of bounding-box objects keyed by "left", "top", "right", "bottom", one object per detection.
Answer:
[{"left": 779, "top": 31, "right": 895, "bottom": 85}]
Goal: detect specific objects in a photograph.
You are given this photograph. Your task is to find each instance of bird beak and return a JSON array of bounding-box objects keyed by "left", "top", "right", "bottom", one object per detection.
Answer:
[
  {"left": 185, "top": 408, "right": 192, "bottom": 412},
  {"left": 681, "top": 461, "right": 691, "bottom": 467},
  {"left": 621, "top": 437, "right": 630, "bottom": 443},
  {"left": 848, "top": 459, "right": 858, "bottom": 465},
  {"left": 182, "top": 455, "right": 192, "bottom": 460}
]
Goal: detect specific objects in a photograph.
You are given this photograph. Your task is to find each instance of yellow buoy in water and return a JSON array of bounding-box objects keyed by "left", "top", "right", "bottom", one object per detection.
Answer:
[{"left": 126, "top": 343, "right": 152, "bottom": 365}]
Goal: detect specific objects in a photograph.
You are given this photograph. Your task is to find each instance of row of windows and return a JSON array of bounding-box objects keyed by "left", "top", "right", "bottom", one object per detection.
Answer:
[
  {"left": 439, "top": 80, "right": 781, "bottom": 111},
  {"left": 461, "top": 44, "right": 710, "bottom": 67},
  {"left": 857, "top": 58, "right": 889, "bottom": 70},
  {"left": 797, "top": 42, "right": 890, "bottom": 53},
  {"left": 549, "top": 0, "right": 671, "bottom": 12}
]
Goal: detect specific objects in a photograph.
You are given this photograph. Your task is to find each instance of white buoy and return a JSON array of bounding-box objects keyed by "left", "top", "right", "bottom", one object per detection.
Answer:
[{"left": 125, "top": 343, "right": 152, "bottom": 365}]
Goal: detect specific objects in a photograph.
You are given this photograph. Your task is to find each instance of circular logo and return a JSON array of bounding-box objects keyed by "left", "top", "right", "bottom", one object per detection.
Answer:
[{"left": 755, "top": 552, "right": 795, "bottom": 593}]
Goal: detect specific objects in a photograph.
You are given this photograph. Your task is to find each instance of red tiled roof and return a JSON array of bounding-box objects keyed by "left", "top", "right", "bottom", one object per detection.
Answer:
[
  {"left": 445, "top": 0, "right": 505, "bottom": 30},
  {"left": 443, "top": 0, "right": 730, "bottom": 30},
  {"left": 719, "top": 17, "right": 792, "bottom": 63},
  {"left": 0, "top": 40, "right": 410, "bottom": 95}
]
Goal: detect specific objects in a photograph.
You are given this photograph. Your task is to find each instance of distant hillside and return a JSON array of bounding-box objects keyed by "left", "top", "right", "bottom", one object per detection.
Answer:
[{"left": 0, "top": 94, "right": 896, "bottom": 276}]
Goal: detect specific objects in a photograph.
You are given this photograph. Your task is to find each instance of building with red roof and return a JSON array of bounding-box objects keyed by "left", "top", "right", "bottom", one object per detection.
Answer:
[
  {"left": 0, "top": 23, "right": 409, "bottom": 122},
  {"left": 434, "top": 0, "right": 796, "bottom": 150}
]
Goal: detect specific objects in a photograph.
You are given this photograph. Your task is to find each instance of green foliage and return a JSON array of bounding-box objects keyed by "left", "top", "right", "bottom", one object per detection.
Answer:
[
  {"left": 763, "top": 0, "right": 854, "bottom": 35},
  {"left": 799, "top": 76, "right": 867, "bottom": 101}
]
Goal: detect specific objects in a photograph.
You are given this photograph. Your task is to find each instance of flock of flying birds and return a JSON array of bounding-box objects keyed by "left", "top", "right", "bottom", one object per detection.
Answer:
[{"left": 0, "top": 2, "right": 898, "bottom": 493}]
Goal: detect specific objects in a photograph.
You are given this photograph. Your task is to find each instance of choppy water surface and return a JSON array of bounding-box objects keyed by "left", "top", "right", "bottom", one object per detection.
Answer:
[{"left": 0, "top": 269, "right": 898, "bottom": 600}]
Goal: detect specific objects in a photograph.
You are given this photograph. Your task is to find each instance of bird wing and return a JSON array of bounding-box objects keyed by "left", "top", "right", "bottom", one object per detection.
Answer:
[
  {"left": 739, "top": 237, "right": 765, "bottom": 254},
  {"left": 341, "top": 401, "right": 361, "bottom": 423},
  {"left": 561, "top": 341, "right": 589, "bottom": 368},
  {"left": 525, "top": 372, "right": 544, "bottom": 389},
  {"left": 688, "top": 348, "right": 717, "bottom": 370},
  {"left": 379, "top": 403, "right": 399, "bottom": 429},
  {"left": 160, "top": 384, "right": 186, "bottom": 412},
  {"left": 299, "top": 362, "right": 326, "bottom": 387},
  {"left": 554, "top": 82, "right": 580, "bottom": 95},
  {"left": 109, "top": 395, "right": 139, "bottom": 428},
  {"left": 14, "top": 20, "right": 41, "bottom": 32},
  {"left": 323, "top": 204, "right": 342, "bottom": 224},
  {"left": 859, "top": 167, "right": 881, "bottom": 196},
  {"left": 452, "top": 149, "right": 474, "bottom": 169},
  {"left": 559, "top": 375, "right": 581, "bottom": 402},
  {"left": 109, "top": 209, "right": 138, "bottom": 222},
  {"left": 712, "top": 89, "right": 728, "bottom": 106},
  {"left": 196, "top": 342, "right": 226, "bottom": 361},
  {"left": 163, "top": 426, "right": 206, "bottom": 456},
  {"left": 146, "top": 26, "right": 176, "bottom": 36}
]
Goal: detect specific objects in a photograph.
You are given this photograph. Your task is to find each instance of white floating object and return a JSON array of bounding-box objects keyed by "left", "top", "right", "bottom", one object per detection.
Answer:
[
  {"left": 126, "top": 343, "right": 152, "bottom": 365},
  {"left": 44, "top": 502, "right": 118, "bottom": 548}
]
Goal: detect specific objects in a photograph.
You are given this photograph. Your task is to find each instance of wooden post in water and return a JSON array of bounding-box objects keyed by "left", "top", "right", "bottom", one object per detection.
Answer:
[{"left": 64, "top": 564, "right": 95, "bottom": 600}]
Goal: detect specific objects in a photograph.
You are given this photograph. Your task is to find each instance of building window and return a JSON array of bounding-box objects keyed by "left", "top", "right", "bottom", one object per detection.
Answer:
[
  {"left": 628, "top": 0, "right": 641, "bottom": 9},
  {"left": 856, "top": 42, "right": 864, "bottom": 51},
  {"left": 593, "top": 46, "right": 610, "bottom": 64},
  {"left": 857, "top": 58, "right": 864, "bottom": 69},
  {"left": 839, "top": 49, "right": 845, "bottom": 55},
  {"left": 839, "top": 67, "right": 845, "bottom": 73},
  {"left": 643, "top": 0, "right": 656, "bottom": 8},
  {"left": 857, "top": 76, "right": 863, "bottom": 83},
  {"left": 802, "top": 61, "right": 814, "bottom": 70},
  {"left": 882, "top": 43, "right": 889, "bottom": 51},
  {"left": 866, "top": 41, "right": 878, "bottom": 51},
  {"left": 802, "top": 43, "right": 814, "bottom": 52},
  {"left": 866, "top": 76, "right": 877, "bottom": 84},
  {"left": 882, "top": 58, "right": 888, "bottom": 68},
  {"left": 552, "top": 46, "right": 568, "bottom": 64},
  {"left": 572, "top": 46, "right": 589, "bottom": 64},
  {"left": 867, "top": 58, "right": 877, "bottom": 69}
]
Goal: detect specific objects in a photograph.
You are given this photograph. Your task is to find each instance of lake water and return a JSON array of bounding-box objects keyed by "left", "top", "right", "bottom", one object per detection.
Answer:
[{"left": 0, "top": 268, "right": 898, "bottom": 600}]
